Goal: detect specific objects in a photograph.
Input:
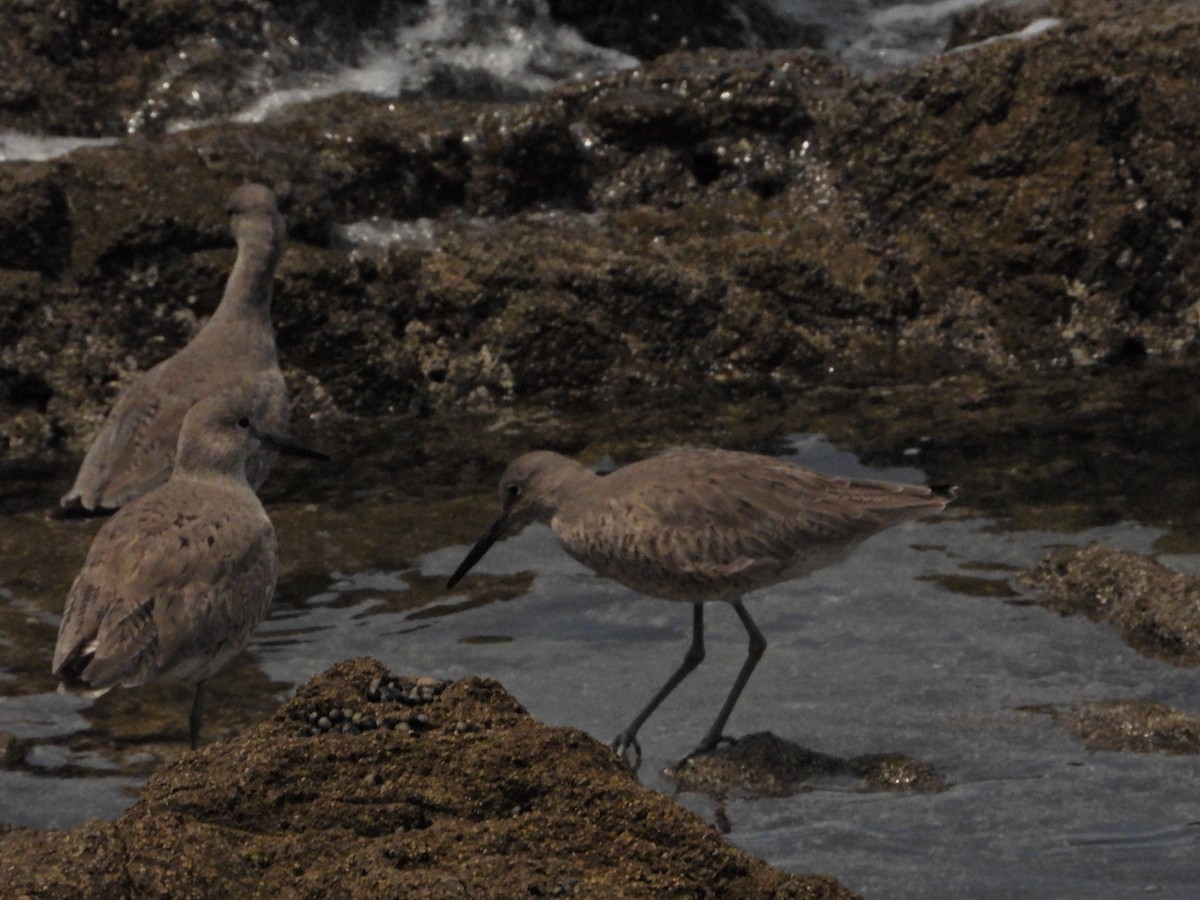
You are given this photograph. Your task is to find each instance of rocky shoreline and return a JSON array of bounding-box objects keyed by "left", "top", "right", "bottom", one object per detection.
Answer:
[
  {"left": 5, "top": 0, "right": 1200, "bottom": 892},
  {"left": 0, "top": 658, "right": 855, "bottom": 897},
  {"left": 4, "top": 1, "right": 1200, "bottom": 465}
]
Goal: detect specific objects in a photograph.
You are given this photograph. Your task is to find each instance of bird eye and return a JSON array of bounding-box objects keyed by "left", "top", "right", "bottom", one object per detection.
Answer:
[
  {"left": 236, "top": 417, "right": 251, "bottom": 429},
  {"left": 504, "top": 482, "right": 520, "bottom": 503}
]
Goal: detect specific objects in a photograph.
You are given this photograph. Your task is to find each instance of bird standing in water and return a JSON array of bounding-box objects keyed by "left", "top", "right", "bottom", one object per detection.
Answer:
[
  {"left": 52, "top": 380, "right": 326, "bottom": 747},
  {"left": 61, "top": 184, "right": 289, "bottom": 513},
  {"left": 447, "top": 448, "right": 956, "bottom": 765}
]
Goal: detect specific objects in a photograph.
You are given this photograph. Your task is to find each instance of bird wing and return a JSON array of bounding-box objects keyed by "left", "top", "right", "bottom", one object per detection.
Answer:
[
  {"left": 53, "top": 482, "right": 279, "bottom": 689},
  {"left": 556, "top": 449, "right": 947, "bottom": 600},
  {"left": 63, "top": 364, "right": 195, "bottom": 510},
  {"left": 63, "top": 341, "right": 288, "bottom": 509}
]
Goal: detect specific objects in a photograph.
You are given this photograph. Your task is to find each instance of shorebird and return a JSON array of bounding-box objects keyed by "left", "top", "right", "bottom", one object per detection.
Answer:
[
  {"left": 52, "top": 380, "right": 326, "bottom": 748},
  {"left": 61, "top": 183, "right": 289, "bottom": 513},
  {"left": 447, "top": 448, "right": 956, "bottom": 765}
]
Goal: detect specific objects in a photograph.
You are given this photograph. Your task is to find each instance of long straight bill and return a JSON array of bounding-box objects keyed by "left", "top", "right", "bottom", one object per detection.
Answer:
[
  {"left": 255, "top": 428, "right": 330, "bottom": 461},
  {"left": 446, "top": 515, "right": 508, "bottom": 588}
]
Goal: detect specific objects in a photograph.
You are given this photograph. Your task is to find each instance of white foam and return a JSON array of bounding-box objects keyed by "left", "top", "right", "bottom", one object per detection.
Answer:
[
  {"left": 869, "top": 0, "right": 988, "bottom": 28},
  {"left": 332, "top": 215, "right": 495, "bottom": 253},
  {"left": 779, "top": 0, "right": 993, "bottom": 72},
  {"left": 232, "top": 0, "right": 636, "bottom": 125},
  {"left": 950, "top": 16, "right": 1062, "bottom": 55},
  {"left": 0, "top": 131, "right": 117, "bottom": 163}
]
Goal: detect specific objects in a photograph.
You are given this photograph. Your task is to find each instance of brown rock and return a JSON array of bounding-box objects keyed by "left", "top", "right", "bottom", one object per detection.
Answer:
[
  {"left": 1065, "top": 699, "right": 1200, "bottom": 754},
  {"left": 670, "top": 732, "right": 948, "bottom": 800},
  {"left": 0, "top": 658, "right": 854, "bottom": 898},
  {"left": 1021, "top": 544, "right": 1200, "bottom": 665},
  {"left": 6, "top": 3, "right": 1200, "bottom": 469}
]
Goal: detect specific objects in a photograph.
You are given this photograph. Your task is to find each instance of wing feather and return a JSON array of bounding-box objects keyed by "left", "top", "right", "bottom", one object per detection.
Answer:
[
  {"left": 53, "top": 479, "right": 278, "bottom": 689},
  {"left": 553, "top": 448, "right": 949, "bottom": 601},
  {"left": 63, "top": 336, "right": 289, "bottom": 510}
]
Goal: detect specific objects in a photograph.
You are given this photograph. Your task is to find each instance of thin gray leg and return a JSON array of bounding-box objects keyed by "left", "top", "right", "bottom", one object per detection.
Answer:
[
  {"left": 694, "top": 599, "right": 765, "bottom": 754},
  {"left": 612, "top": 603, "right": 706, "bottom": 767},
  {"left": 189, "top": 680, "right": 207, "bottom": 749}
]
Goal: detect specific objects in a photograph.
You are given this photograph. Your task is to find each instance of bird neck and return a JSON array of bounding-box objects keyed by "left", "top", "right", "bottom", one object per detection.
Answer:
[
  {"left": 534, "top": 459, "right": 596, "bottom": 518},
  {"left": 171, "top": 458, "right": 254, "bottom": 492},
  {"left": 209, "top": 232, "right": 280, "bottom": 327}
]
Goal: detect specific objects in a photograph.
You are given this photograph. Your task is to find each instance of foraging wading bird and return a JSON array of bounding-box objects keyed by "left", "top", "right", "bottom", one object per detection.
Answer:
[
  {"left": 61, "top": 183, "right": 289, "bottom": 513},
  {"left": 446, "top": 448, "right": 956, "bottom": 765},
  {"left": 52, "top": 382, "right": 327, "bottom": 748}
]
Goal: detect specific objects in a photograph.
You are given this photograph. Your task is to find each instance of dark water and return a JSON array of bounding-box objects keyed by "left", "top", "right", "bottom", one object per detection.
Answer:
[{"left": 2, "top": 382, "right": 1200, "bottom": 897}]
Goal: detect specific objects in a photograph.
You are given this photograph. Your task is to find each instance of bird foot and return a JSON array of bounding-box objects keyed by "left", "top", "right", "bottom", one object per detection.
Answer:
[{"left": 610, "top": 732, "right": 643, "bottom": 770}]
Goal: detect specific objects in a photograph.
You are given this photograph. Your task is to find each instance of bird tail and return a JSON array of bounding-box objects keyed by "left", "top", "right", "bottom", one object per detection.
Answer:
[
  {"left": 53, "top": 641, "right": 112, "bottom": 698},
  {"left": 930, "top": 484, "right": 958, "bottom": 503}
]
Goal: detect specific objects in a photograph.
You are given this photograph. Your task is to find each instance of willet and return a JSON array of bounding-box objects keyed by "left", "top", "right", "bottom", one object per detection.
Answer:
[
  {"left": 52, "top": 380, "right": 327, "bottom": 748},
  {"left": 447, "top": 448, "right": 956, "bottom": 765},
  {"left": 61, "top": 183, "right": 290, "bottom": 513}
]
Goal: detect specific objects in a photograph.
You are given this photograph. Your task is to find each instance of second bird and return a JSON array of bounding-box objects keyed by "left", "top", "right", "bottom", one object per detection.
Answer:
[
  {"left": 61, "top": 184, "right": 290, "bottom": 513},
  {"left": 52, "top": 379, "right": 326, "bottom": 747},
  {"left": 448, "top": 448, "right": 956, "bottom": 765}
]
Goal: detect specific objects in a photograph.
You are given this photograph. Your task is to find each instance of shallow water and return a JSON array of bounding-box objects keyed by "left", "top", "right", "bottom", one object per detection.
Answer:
[{"left": 2, "top": 401, "right": 1199, "bottom": 897}]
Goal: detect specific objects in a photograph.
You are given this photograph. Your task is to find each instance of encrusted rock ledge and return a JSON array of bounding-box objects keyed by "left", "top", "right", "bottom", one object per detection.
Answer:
[
  {"left": 1021, "top": 544, "right": 1200, "bottom": 666},
  {"left": 1021, "top": 544, "right": 1200, "bottom": 754},
  {"left": 0, "top": 658, "right": 853, "bottom": 898}
]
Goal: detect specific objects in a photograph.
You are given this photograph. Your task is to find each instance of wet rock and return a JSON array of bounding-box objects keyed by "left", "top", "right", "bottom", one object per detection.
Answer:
[
  {"left": 1064, "top": 699, "right": 1200, "bottom": 754},
  {"left": 0, "top": 0, "right": 824, "bottom": 137},
  {"left": 0, "top": 658, "right": 854, "bottom": 897},
  {"left": 0, "top": 731, "right": 25, "bottom": 768},
  {"left": 0, "top": 166, "right": 70, "bottom": 274},
  {"left": 1021, "top": 545, "right": 1200, "bottom": 665},
  {"left": 0, "top": 0, "right": 426, "bottom": 135},
  {"left": 6, "top": 3, "right": 1200, "bottom": 467},
  {"left": 668, "top": 732, "right": 948, "bottom": 800}
]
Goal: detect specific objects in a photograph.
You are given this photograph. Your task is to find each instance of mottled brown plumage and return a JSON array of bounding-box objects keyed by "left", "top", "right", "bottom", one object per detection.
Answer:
[
  {"left": 61, "top": 184, "right": 289, "bottom": 513},
  {"left": 53, "top": 380, "right": 324, "bottom": 747},
  {"left": 448, "top": 448, "right": 956, "bottom": 764}
]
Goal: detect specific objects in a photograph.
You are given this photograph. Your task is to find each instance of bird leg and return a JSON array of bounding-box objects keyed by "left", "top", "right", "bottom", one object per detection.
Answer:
[
  {"left": 188, "top": 680, "right": 207, "bottom": 749},
  {"left": 690, "top": 599, "right": 765, "bottom": 757},
  {"left": 612, "top": 603, "right": 706, "bottom": 768}
]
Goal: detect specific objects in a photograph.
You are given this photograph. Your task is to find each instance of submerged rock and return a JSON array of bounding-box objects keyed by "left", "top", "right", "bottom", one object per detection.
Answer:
[
  {"left": 667, "top": 733, "right": 946, "bottom": 835},
  {"left": 0, "top": 658, "right": 853, "bottom": 897},
  {"left": 669, "top": 732, "right": 948, "bottom": 800},
  {"left": 1021, "top": 544, "right": 1200, "bottom": 665},
  {"left": 1064, "top": 699, "right": 1200, "bottom": 754},
  {"left": 1020, "top": 697, "right": 1200, "bottom": 754}
]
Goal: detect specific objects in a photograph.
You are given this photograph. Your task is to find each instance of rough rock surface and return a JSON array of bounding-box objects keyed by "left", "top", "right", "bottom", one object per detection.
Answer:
[
  {"left": 0, "top": 0, "right": 818, "bottom": 136},
  {"left": 0, "top": 0, "right": 427, "bottom": 135},
  {"left": 1064, "top": 699, "right": 1200, "bottom": 754},
  {"left": 670, "top": 732, "right": 948, "bottom": 799},
  {"left": 1020, "top": 544, "right": 1200, "bottom": 665},
  {"left": 0, "top": 658, "right": 852, "bottom": 898},
  {"left": 4, "top": 2, "right": 1200, "bottom": 464}
]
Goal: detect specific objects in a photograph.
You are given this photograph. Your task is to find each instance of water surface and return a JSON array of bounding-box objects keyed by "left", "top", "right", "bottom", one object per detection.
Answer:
[{"left": 2, "top": 407, "right": 1198, "bottom": 897}]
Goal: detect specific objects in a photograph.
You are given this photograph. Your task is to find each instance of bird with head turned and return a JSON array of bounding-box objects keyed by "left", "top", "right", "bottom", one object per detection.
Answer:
[{"left": 60, "top": 183, "right": 290, "bottom": 514}]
